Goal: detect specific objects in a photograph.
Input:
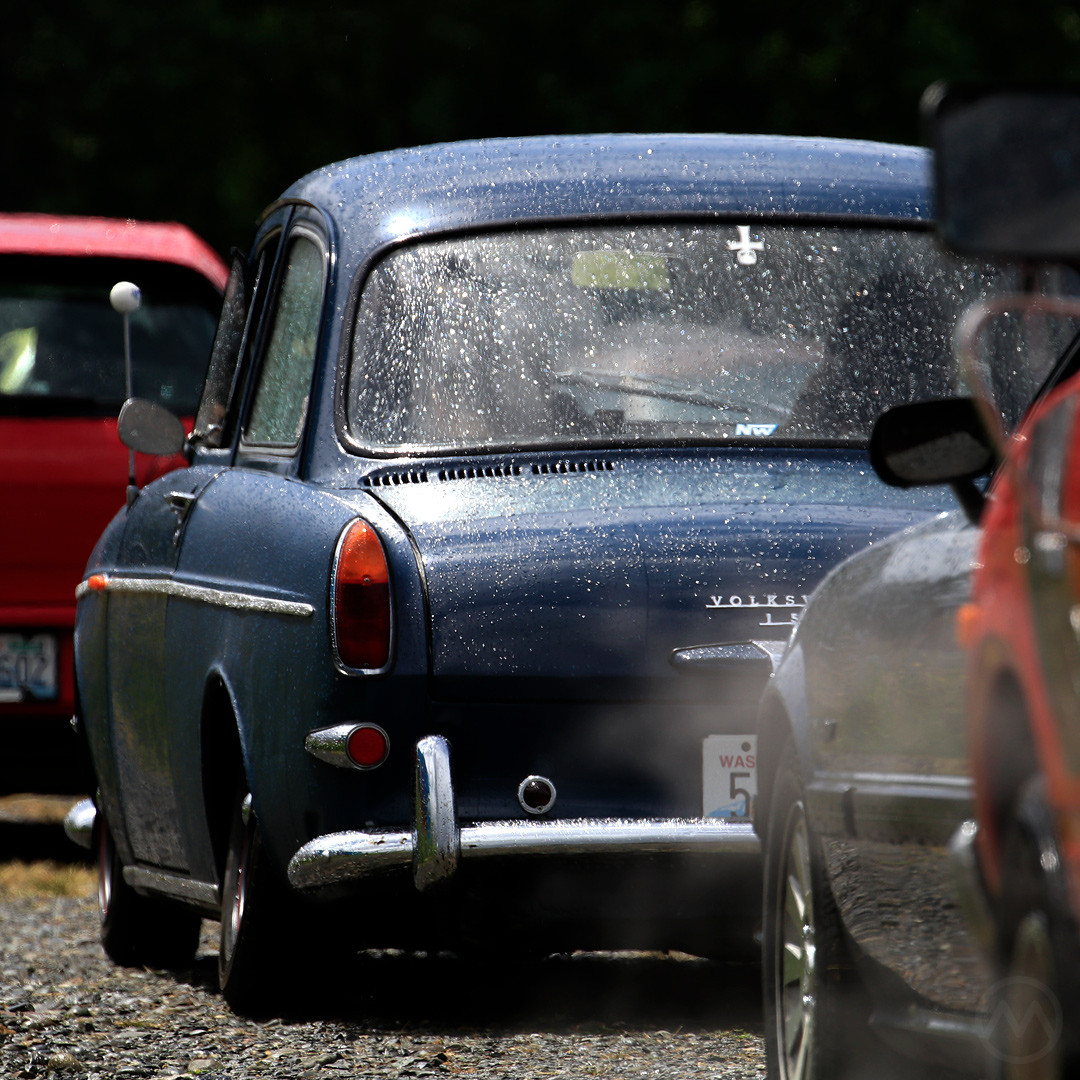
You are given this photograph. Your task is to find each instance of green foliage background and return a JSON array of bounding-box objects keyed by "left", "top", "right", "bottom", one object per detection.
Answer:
[{"left": 5, "top": 1, "right": 1080, "bottom": 253}]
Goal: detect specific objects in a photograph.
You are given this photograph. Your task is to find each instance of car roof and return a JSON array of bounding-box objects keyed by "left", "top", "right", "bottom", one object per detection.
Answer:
[
  {"left": 0, "top": 213, "right": 229, "bottom": 291},
  {"left": 282, "top": 133, "right": 933, "bottom": 263}
]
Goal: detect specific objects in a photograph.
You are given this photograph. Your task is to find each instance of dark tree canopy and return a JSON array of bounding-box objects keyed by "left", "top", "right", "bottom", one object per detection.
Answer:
[{"left": 5, "top": 1, "right": 1080, "bottom": 254}]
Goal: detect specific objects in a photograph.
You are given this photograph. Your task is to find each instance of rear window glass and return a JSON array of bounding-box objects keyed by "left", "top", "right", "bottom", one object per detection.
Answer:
[
  {"left": 0, "top": 255, "right": 220, "bottom": 416},
  {"left": 347, "top": 223, "right": 1060, "bottom": 453}
]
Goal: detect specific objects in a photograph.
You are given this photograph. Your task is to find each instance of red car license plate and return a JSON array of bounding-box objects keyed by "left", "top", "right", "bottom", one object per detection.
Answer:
[{"left": 0, "top": 633, "right": 58, "bottom": 702}]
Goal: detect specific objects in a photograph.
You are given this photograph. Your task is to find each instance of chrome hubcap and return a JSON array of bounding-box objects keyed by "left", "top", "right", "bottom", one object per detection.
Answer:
[
  {"left": 222, "top": 801, "right": 253, "bottom": 968},
  {"left": 777, "top": 802, "right": 815, "bottom": 1080},
  {"left": 97, "top": 823, "right": 113, "bottom": 919}
]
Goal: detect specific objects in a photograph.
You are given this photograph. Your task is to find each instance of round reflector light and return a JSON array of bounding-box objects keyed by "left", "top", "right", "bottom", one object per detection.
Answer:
[
  {"left": 518, "top": 775, "right": 556, "bottom": 815},
  {"left": 346, "top": 724, "right": 390, "bottom": 769}
]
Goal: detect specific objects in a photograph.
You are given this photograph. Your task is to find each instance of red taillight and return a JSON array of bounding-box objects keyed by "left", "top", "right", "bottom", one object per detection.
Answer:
[
  {"left": 333, "top": 519, "right": 391, "bottom": 670},
  {"left": 346, "top": 723, "right": 390, "bottom": 769}
]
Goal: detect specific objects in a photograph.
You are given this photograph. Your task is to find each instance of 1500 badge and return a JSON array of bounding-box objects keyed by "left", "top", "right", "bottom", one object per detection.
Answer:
[{"left": 704, "top": 592, "right": 808, "bottom": 627}]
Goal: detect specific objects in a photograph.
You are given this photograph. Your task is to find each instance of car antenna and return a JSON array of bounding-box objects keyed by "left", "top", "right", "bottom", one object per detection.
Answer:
[{"left": 110, "top": 281, "right": 142, "bottom": 507}]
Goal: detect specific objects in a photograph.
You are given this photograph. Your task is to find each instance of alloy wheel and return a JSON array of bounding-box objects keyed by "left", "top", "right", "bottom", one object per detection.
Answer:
[{"left": 776, "top": 801, "right": 816, "bottom": 1080}]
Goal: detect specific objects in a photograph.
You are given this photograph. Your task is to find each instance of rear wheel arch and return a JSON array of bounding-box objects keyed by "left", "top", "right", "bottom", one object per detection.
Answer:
[
  {"left": 199, "top": 674, "right": 247, "bottom": 884},
  {"left": 756, "top": 698, "right": 796, "bottom": 839},
  {"left": 757, "top": 672, "right": 816, "bottom": 841}
]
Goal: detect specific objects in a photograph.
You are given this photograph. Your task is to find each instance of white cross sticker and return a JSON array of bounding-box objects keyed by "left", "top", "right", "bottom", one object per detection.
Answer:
[{"left": 728, "top": 225, "right": 764, "bottom": 266}]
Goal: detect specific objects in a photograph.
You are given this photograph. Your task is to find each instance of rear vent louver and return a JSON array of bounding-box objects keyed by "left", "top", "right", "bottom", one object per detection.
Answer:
[
  {"left": 532, "top": 460, "right": 615, "bottom": 476},
  {"left": 438, "top": 464, "right": 525, "bottom": 481},
  {"left": 363, "top": 458, "right": 616, "bottom": 487},
  {"left": 363, "top": 470, "right": 430, "bottom": 488}
]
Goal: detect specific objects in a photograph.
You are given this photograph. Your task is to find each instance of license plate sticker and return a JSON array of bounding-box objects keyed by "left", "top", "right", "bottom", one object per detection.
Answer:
[
  {"left": 0, "top": 633, "right": 58, "bottom": 702},
  {"left": 703, "top": 734, "right": 757, "bottom": 819}
]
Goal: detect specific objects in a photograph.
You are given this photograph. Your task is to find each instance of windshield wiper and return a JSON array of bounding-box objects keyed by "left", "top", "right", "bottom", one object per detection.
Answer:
[{"left": 553, "top": 369, "right": 785, "bottom": 419}]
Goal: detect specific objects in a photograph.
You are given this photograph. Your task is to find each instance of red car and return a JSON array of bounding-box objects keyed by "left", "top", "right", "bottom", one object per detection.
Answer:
[{"left": 0, "top": 214, "right": 227, "bottom": 794}]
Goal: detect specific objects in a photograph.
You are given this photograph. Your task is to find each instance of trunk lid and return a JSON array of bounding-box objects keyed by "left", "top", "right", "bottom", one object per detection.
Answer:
[{"left": 368, "top": 447, "right": 947, "bottom": 702}]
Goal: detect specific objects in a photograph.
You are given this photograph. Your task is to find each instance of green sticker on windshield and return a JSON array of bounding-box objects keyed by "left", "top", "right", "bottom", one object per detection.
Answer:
[{"left": 572, "top": 251, "right": 671, "bottom": 291}]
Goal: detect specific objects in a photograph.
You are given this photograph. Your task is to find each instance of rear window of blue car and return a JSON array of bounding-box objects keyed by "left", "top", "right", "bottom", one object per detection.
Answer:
[{"left": 346, "top": 223, "right": 1063, "bottom": 452}]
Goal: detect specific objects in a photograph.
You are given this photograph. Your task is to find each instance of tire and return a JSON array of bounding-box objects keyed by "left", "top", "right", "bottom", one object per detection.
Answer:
[
  {"left": 97, "top": 812, "right": 202, "bottom": 969},
  {"left": 761, "top": 743, "right": 867, "bottom": 1080},
  {"left": 989, "top": 779, "right": 1079, "bottom": 1078},
  {"left": 217, "top": 785, "right": 306, "bottom": 1015}
]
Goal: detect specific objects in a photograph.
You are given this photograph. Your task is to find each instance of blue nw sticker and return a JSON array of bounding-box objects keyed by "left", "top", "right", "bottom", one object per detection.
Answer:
[{"left": 735, "top": 423, "right": 778, "bottom": 436}]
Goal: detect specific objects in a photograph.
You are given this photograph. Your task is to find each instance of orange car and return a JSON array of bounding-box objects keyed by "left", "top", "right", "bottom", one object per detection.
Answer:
[
  {"left": 966, "top": 364, "right": 1080, "bottom": 899},
  {"left": 0, "top": 214, "right": 226, "bottom": 794},
  {"left": 928, "top": 84, "right": 1080, "bottom": 1073},
  {"left": 959, "top": 359, "right": 1080, "bottom": 1069}
]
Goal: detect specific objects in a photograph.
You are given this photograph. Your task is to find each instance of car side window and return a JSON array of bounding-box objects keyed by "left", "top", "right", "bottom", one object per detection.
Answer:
[
  {"left": 191, "top": 250, "right": 257, "bottom": 448},
  {"left": 243, "top": 231, "right": 325, "bottom": 448}
]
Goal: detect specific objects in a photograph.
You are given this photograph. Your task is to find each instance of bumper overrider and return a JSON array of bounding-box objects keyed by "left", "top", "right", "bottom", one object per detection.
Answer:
[{"left": 287, "top": 735, "right": 760, "bottom": 893}]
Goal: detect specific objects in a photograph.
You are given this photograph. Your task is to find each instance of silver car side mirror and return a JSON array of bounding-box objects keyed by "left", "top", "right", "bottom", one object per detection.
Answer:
[{"left": 117, "top": 397, "right": 186, "bottom": 457}]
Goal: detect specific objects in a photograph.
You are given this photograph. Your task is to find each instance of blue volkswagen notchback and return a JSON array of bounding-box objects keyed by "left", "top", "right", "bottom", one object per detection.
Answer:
[{"left": 68, "top": 133, "right": 1012, "bottom": 1013}]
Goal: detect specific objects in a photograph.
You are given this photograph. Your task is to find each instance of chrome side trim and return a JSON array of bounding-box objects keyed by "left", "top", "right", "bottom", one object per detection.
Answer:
[
  {"left": 123, "top": 865, "right": 221, "bottom": 911},
  {"left": 808, "top": 774, "right": 973, "bottom": 846},
  {"left": 76, "top": 574, "right": 314, "bottom": 617},
  {"left": 413, "top": 735, "right": 459, "bottom": 890},
  {"left": 288, "top": 817, "right": 759, "bottom": 891},
  {"left": 815, "top": 771, "right": 973, "bottom": 791},
  {"left": 63, "top": 797, "right": 97, "bottom": 851}
]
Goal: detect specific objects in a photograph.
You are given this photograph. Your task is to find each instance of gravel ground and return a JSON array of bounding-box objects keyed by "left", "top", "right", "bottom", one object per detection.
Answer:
[{"left": 0, "top": 875, "right": 766, "bottom": 1080}]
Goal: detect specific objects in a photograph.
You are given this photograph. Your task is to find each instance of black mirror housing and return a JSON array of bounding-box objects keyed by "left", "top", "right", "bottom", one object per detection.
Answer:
[{"left": 870, "top": 397, "right": 996, "bottom": 489}]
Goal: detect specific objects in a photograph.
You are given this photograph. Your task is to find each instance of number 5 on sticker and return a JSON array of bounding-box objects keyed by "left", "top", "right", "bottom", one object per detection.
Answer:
[{"left": 702, "top": 734, "right": 758, "bottom": 819}]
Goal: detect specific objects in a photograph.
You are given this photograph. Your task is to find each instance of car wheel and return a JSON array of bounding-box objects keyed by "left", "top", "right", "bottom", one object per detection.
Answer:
[
  {"left": 991, "top": 779, "right": 1079, "bottom": 1077},
  {"left": 761, "top": 743, "right": 866, "bottom": 1080},
  {"left": 218, "top": 786, "right": 304, "bottom": 1015},
  {"left": 97, "top": 812, "right": 201, "bottom": 969}
]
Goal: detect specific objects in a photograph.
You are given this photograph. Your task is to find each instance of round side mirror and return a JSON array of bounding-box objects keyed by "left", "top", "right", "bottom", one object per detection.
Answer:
[{"left": 117, "top": 398, "right": 186, "bottom": 456}]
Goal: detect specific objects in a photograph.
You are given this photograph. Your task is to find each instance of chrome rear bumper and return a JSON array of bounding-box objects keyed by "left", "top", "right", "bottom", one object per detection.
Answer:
[{"left": 288, "top": 734, "right": 759, "bottom": 892}]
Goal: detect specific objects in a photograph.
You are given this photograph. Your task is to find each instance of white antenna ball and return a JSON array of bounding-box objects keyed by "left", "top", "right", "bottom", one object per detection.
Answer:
[{"left": 110, "top": 281, "right": 142, "bottom": 314}]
